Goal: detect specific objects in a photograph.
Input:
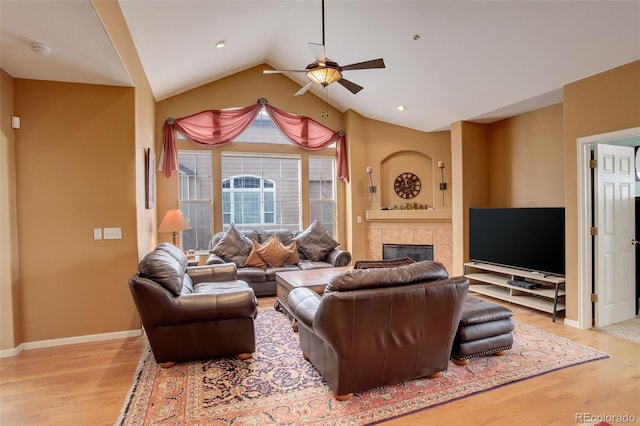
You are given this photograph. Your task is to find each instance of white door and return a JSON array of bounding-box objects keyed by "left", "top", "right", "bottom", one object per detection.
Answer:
[{"left": 594, "top": 144, "right": 636, "bottom": 327}]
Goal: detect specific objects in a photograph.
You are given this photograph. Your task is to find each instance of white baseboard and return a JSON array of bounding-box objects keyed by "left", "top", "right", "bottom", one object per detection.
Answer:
[
  {"left": 0, "top": 343, "right": 25, "bottom": 358},
  {"left": 0, "top": 329, "right": 143, "bottom": 358},
  {"left": 563, "top": 317, "right": 581, "bottom": 329}
]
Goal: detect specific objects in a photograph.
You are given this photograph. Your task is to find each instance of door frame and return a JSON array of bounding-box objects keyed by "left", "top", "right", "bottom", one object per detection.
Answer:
[{"left": 577, "top": 126, "right": 640, "bottom": 330}]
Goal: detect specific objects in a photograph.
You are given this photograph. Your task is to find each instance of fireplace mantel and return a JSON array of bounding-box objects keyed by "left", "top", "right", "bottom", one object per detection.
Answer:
[{"left": 366, "top": 209, "right": 452, "bottom": 222}]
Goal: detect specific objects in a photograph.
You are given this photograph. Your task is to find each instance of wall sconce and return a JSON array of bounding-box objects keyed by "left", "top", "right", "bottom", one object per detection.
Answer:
[
  {"left": 438, "top": 161, "right": 447, "bottom": 206},
  {"left": 158, "top": 209, "right": 192, "bottom": 246},
  {"left": 366, "top": 166, "right": 376, "bottom": 207}
]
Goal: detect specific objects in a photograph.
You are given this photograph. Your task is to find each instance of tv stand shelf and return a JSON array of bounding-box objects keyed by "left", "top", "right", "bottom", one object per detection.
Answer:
[{"left": 464, "top": 262, "right": 565, "bottom": 322}]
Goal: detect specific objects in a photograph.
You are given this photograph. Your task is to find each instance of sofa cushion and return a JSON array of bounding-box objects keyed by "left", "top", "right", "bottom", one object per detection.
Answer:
[
  {"left": 260, "top": 229, "right": 294, "bottom": 245},
  {"left": 138, "top": 249, "right": 184, "bottom": 296},
  {"left": 212, "top": 223, "right": 253, "bottom": 267},
  {"left": 265, "top": 264, "right": 302, "bottom": 281},
  {"left": 293, "top": 220, "right": 339, "bottom": 262},
  {"left": 237, "top": 267, "right": 268, "bottom": 283},
  {"left": 297, "top": 260, "right": 334, "bottom": 270},
  {"left": 325, "top": 260, "right": 449, "bottom": 292}
]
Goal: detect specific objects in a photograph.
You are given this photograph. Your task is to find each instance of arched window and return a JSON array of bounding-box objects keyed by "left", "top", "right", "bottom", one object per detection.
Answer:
[{"left": 222, "top": 175, "right": 276, "bottom": 226}]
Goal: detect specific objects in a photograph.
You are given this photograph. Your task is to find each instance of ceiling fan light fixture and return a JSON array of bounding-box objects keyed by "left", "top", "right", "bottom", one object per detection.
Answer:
[{"left": 306, "top": 66, "right": 342, "bottom": 87}]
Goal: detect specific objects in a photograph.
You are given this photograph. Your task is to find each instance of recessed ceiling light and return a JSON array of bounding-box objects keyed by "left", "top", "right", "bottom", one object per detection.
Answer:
[
  {"left": 216, "top": 40, "right": 226, "bottom": 48},
  {"left": 397, "top": 105, "right": 407, "bottom": 111}
]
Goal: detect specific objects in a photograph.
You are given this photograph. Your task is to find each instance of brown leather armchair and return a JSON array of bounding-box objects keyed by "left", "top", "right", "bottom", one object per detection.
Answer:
[
  {"left": 287, "top": 261, "right": 469, "bottom": 400},
  {"left": 129, "top": 243, "right": 258, "bottom": 367}
]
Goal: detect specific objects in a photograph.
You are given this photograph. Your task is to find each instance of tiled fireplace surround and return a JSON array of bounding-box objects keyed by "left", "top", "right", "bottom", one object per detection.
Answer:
[{"left": 364, "top": 223, "right": 453, "bottom": 274}]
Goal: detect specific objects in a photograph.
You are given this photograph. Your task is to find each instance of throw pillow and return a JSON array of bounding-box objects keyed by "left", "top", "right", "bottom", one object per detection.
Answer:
[
  {"left": 293, "top": 220, "right": 339, "bottom": 262},
  {"left": 256, "top": 234, "right": 300, "bottom": 268},
  {"left": 284, "top": 241, "right": 301, "bottom": 265},
  {"left": 244, "top": 240, "right": 268, "bottom": 268},
  {"left": 245, "top": 235, "right": 300, "bottom": 268},
  {"left": 212, "top": 223, "right": 253, "bottom": 267}
]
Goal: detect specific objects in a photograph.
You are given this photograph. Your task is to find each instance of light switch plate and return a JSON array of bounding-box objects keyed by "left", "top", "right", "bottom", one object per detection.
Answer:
[
  {"left": 93, "top": 228, "right": 102, "bottom": 240},
  {"left": 103, "top": 227, "right": 122, "bottom": 240}
]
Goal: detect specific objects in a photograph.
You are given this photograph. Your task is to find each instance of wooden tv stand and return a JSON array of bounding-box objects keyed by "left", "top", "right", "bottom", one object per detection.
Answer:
[{"left": 463, "top": 262, "right": 565, "bottom": 322}]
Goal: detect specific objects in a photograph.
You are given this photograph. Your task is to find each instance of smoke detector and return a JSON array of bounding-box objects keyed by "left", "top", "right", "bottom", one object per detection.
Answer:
[{"left": 31, "top": 42, "right": 51, "bottom": 55}]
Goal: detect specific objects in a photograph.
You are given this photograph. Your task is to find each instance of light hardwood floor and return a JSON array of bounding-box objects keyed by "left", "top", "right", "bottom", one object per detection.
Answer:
[{"left": 1, "top": 296, "right": 638, "bottom": 426}]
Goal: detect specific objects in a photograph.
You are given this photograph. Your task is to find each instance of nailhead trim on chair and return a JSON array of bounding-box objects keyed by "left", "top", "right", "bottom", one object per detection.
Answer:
[{"left": 452, "top": 344, "right": 513, "bottom": 361}]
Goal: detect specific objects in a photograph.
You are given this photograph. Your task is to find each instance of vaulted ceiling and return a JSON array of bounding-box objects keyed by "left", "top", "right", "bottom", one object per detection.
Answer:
[{"left": 2, "top": 1, "right": 639, "bottom": 132}]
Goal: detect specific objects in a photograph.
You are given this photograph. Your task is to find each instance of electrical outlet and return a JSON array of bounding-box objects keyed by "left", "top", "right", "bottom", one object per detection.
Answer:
[
  {"left": 103, "top": 227, "right": 122, "bottom": 240},
  {"left": 93, "top": 228, "right": 102, "bottom": 240}
]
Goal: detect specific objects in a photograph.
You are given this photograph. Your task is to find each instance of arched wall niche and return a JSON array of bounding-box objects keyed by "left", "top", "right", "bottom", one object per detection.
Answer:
[{"left": 379, "top": 150, "right": 436, "bottom": 208}]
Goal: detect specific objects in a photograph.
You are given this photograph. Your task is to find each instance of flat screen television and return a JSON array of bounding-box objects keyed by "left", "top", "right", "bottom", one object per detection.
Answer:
[{"left": 469, "top": 207, "right": 565, "bottom": 276}]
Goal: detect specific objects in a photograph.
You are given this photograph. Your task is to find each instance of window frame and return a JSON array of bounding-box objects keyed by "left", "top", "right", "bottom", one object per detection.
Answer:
[{"left": 177, "top": 150, "right": 213, "bottom": 251}]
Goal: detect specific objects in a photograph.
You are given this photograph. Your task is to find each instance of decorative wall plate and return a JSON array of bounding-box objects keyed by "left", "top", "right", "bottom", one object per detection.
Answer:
[{"left": 394, "top": 172, "right": 421, "bottom": 199}]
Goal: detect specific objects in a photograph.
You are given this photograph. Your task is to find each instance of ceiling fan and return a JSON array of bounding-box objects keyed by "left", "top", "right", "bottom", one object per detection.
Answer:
[{"left": 263, "top": 0, "right": 385, "bottom": 96}]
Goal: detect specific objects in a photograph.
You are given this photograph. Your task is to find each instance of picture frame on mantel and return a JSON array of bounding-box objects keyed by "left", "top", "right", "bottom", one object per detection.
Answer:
[{"left": 145, "top": 148, "right": 155, "bottom": 209}]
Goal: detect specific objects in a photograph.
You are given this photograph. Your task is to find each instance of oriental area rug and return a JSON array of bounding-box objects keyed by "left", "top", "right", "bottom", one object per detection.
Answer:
[{"left": 117, "top": 308, "right": 608, "bottom": 425}]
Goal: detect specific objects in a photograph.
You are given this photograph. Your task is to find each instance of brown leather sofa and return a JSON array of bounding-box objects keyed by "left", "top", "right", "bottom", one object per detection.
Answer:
[
  {"left": 129, "top": 243, "right": 258, "bottom": 367},
  {"left": 207, "top": 228, "right": 352, "bottom": 297},
  {"left": 287, "top": 261, "right": 469, "bottom": 400}
]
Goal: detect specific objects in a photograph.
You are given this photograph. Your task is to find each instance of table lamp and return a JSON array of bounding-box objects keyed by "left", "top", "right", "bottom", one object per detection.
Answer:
[{"left": 158, "top": 209, "right": 192, "bottom": 246}]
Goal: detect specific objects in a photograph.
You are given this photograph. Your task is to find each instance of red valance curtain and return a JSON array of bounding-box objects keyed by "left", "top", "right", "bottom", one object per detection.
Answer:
[{"left": 160, "top": 98, "right": 349, "bottom": 182}]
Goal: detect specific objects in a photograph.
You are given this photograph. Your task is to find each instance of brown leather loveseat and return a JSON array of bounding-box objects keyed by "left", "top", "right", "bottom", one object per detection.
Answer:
[
  {"left": 129, "top": 243, "right": 258, "bottom": 367},
  {"left": 287, "top": 261, "right": 469, "bottom": 400}
]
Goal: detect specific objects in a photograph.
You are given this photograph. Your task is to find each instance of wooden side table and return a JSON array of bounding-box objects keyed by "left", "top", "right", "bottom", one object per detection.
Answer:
[{"left": 275, "top": 266, "right": 352, "bottom": 327}]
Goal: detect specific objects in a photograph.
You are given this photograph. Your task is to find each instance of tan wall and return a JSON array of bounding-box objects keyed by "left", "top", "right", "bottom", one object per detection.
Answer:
[
  {"left": 155, "top": 65, "right": 347, "bottom": 247},
  {"left": 363, "top": 121, "right": 452, "bottom": 210},
  {"left": 563, "top": 60, "right": 640, "bottom": 321},
  {"left": 1, "top": 1, "right": 157, "bottom": 347},
  {"left": 343, "top": 110, "right": 368, "bottom": 260},
  {"left": 93, "top": 0, "right": 157, "bottom": 260},
  {"left": 1, "top": 69, "right": 22, "bottom": 350},
  {"left": 489, "top": 104, "right": 565, "bottom": 207},
  {"left": 451, "top": 121, "right": 491, "bottom": 276},
  {"left": 13, "top": 80, "right": 140, "bottom": 342}
]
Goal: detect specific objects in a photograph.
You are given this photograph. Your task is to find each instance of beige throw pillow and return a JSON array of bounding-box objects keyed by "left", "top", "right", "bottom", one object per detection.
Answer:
[
  {"left": 244, "top": 240, "right": 268, "bottom": 268},
  {"left": 245, "top": 234, "right": 300, "bottom": 268}
]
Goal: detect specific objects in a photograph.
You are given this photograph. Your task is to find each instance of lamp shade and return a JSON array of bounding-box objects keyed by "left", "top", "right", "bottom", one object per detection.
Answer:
[
  {"left": 306, "top": 66, "right": 342, "bottom": 87},
  {"left": 158, "top": 209, "right": 192, "bottom": 233},
  {"left": 158, "top": 209, "right": 192, "bottom": 246}
]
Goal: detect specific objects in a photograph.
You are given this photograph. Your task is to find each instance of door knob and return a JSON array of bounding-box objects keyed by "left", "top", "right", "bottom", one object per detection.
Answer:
[{"left": 632, "top": 239, "right": 640, "bottom": 245}]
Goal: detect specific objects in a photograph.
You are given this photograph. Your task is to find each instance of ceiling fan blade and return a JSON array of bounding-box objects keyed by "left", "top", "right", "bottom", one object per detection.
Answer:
[
  {"left": 308, "top": 42, "right": 326, "bottom": 65},
  {"left": 340, "top": 58, "right": 386, "bottom": 71},
  {"left": 263, "top": 69, "right": 307, "bottom": 74},
  {"left": 294, "top": 81, "right": 313, "bottom": 96},
  {"left": 337, "top": 78, "right": 364, "bottom": 94}
]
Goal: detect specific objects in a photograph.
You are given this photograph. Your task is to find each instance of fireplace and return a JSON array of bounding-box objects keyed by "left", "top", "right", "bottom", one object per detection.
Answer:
[{"left": 383, "top": 244, "right": 434, "bottom": 262}]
